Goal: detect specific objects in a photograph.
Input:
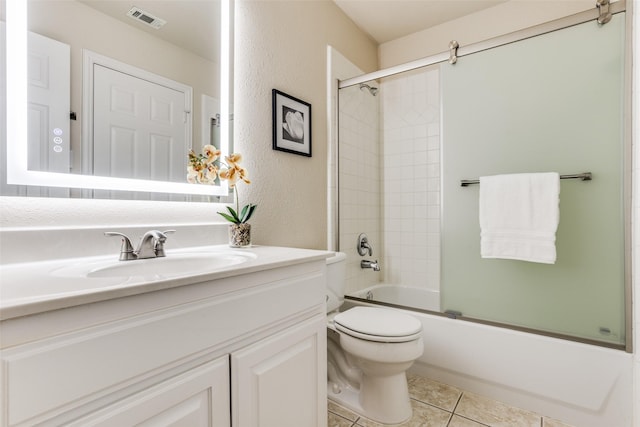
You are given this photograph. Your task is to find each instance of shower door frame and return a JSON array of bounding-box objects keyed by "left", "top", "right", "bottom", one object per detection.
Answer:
[{"left": 335, "top": 0, "right": 633, "bottom": 352}]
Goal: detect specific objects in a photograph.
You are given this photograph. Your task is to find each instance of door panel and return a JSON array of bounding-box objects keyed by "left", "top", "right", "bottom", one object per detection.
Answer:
[
  {"left": 1, "top": 25, "right": 70, "bottom": 197},
  {"left": 93, "top": 64, "right": 187, "bottom": 184}
]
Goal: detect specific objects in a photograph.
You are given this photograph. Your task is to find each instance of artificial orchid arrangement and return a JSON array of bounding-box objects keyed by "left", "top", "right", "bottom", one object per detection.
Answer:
[{"left": 188, "top": 145, "right": 257, "bottom": 224}]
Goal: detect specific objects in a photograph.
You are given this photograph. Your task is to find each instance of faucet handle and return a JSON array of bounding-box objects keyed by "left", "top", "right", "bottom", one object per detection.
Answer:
[
  {"left": 357, "top": 233, "right": 373, "bottom": 256},
  {"left": 104, "top": 232, "right": 136, "bottom": 261},
  {"left": 153, "top": 230, "right": 176, "bottom": 257}
]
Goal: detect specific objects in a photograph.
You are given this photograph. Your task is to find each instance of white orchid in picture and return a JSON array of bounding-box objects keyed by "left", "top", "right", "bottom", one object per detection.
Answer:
[
  {"left": 283, "top": 110, "right": 304, "bottom": 142},
  {"left": 188, "top": 145, "right": 257, "bottom": 224}
]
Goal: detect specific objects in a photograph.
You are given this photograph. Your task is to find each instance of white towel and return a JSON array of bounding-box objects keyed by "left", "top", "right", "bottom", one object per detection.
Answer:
[{"left": 479, "top": 172, "right": 560, "bottom": 264}]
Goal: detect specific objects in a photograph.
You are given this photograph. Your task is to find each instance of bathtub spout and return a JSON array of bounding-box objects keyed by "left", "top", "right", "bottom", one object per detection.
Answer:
[{"left": 361, "top": 259, "right": 380, "bottom": 271}]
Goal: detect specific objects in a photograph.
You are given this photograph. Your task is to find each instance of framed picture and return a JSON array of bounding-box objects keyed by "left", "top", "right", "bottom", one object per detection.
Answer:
[{"left": 272, "top": 89, "right": 312, "bottom": 157}]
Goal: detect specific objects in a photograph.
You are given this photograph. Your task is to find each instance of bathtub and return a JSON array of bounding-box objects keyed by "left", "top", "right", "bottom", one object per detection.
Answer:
[
  {"left": 344, "top": 284, "right": 633, "bottom": 427},
  {"left": 349, "top": 284, "right": 440, "bottom": 312}
]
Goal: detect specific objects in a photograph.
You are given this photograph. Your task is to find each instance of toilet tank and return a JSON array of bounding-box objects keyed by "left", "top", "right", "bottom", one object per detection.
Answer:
[{"left": 326, "top": 252, "right": 347, "bottom": 313}]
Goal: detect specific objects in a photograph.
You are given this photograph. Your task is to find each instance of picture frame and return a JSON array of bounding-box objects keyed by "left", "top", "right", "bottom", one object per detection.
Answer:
[{"left": 272, "top": 89, "right": 312, "bottom": 157}]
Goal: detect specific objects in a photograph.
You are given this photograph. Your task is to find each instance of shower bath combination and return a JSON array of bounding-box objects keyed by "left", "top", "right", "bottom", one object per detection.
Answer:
[
  {"left": 333, "top": 2, "right": 631, "bottom": 425},
  {"left": 338, "top": 4, "right": 629, "bottom": 350}
]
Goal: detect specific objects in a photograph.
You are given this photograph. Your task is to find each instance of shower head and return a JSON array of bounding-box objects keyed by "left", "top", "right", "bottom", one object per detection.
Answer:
[{"left": 359, "top": 83, "right": 378, "bottom": 96}]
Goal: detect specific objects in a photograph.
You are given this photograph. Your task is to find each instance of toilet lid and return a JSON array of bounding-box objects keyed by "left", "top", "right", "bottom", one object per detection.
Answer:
[{"left": 334, "top": 307, "right": 422, "bottom": 343}]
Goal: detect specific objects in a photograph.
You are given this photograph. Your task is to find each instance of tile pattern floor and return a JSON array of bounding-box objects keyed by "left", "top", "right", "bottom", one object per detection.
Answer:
[{"left": 328, "top": 374, "right": 575, "bottom": 427}]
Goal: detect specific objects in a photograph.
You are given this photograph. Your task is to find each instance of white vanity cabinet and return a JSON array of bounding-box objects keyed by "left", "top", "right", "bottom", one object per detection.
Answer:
[
  {"left": 68, "top": 355, "right": 232, "bottom": 426},
  {"left": 232, "top": 315, "right": 326, "bottom": 427},
  {"left": 0, "top": 254, "right": 328, "bottom": 427}
]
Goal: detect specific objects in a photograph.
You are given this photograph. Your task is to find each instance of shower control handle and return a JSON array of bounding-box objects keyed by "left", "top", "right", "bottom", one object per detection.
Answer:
[{"left": 357, "top": 233, "right": 372, "bottom": 256}]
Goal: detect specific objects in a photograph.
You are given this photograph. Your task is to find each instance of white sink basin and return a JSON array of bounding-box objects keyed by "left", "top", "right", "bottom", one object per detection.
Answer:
[{"left": 53, "top": 251, "right": 257, "bottom": 279}]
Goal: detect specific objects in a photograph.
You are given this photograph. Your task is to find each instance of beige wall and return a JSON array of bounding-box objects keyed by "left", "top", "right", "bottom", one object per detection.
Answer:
[
  {"left": 379, "top": 0, "right": 595, "bottom": 68},
  {"left": 233, "top": 0, "right": 377, "bottom": 249}
]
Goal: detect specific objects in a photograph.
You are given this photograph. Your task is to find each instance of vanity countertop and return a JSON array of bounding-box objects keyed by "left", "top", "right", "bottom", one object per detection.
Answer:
[{"left": 0, "top": 245, "right": 331, "bottom": 321}]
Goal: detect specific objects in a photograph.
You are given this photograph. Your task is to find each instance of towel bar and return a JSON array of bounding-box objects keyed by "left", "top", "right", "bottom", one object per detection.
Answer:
[{"left": 460, "top": 172, "right": 592, "bottom": 187}]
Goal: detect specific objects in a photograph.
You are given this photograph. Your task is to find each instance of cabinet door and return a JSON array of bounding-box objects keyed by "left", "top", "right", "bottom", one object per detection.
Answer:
[
  {"left": 231, "top": 314, "right": 327, "bottom": 427},
  {"left": 68, "top": 356, "right": 230, "bottom": 427}
]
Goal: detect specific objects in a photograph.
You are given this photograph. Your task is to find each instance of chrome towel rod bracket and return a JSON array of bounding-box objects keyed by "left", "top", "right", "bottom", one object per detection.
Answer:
[
  {"left": 460, "top": 172, "right": 592, "bottom": 187},
  {"left": 596, "top": 0, "right": 612, "bottom": 24},
  {"left": 448, "top": 40, "right": 459, "bottom": 65}
]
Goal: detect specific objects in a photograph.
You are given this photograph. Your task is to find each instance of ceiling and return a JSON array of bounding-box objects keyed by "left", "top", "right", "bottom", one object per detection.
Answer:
[
  {"left": 78, "top": 0, "right": 507, "bottom": 58},
  {"left": 333, "top": 0, "right": 508, "bottom": 44},
  {"left": 78, "top": 1, "right": 220, "bottom": 61}
]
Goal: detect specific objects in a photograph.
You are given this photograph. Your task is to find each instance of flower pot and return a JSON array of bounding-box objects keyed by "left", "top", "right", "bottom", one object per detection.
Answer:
[{"left": 229, "top": 223, "right": 251, "bottom": 247}]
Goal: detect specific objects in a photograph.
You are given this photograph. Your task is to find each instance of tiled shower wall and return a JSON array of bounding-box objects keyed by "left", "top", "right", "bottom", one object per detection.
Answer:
[
  {"left": 381, "top": 67, "right": 441, "bottom": 295},
  {"left": 338, "top": 84, "right": 381, "bottom": 294},
  {"left": 338, "top": 66, "right": 441, "bottom": 298}
]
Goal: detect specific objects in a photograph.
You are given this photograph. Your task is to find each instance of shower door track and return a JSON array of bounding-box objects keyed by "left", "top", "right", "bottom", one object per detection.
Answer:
[{"left": 338, "top": 0, "right": 626, "bottom": 89}]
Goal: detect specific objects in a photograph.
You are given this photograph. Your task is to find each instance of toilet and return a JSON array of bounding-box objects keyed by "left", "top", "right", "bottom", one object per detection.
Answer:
[{"left": 326, "top": 252, "right": 424, "bottom": 424}]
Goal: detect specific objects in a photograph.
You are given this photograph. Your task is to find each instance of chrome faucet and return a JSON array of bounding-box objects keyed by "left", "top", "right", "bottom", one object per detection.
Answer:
[
  {"left": 105, "top": 230, "right": 175, "bottom": 261},
  {"left": 360, "top": 259, "right": 380, "bottom": 272}
]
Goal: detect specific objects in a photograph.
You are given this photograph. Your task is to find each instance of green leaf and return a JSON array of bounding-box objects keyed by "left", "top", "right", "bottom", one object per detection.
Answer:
[
  {"left": 242, "top": 204, "right": 257, "bottom": 223},
  {"left": 217, "top": 212, "right": 239, "bottom": 223},
  {"left": 239, "top": 204, "right": 250, "bottom": 222},
  {"left": 226, "top": 206, "right": 240, "bottom": 222}
]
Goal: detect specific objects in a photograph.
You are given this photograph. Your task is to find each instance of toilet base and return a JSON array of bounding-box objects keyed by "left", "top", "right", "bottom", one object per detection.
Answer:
[
  {"left": 360, "top": 371, "right": 413, "bottom": 424},
  {"left": 327, "top": 376, "right": 412, "bottom": 425},
  {"left": 328, "top": 381, "right": 362, "bottom": 415}
]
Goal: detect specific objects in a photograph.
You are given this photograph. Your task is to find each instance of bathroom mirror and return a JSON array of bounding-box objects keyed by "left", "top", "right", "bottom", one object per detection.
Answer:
[{"left": 3, "top": 0, "right": 232, "bottom": 197}]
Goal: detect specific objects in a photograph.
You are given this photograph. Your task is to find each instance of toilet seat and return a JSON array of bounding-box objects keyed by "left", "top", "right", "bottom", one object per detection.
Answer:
[{"left": 334, "top": 307, "right": 422, "bottom": 343}]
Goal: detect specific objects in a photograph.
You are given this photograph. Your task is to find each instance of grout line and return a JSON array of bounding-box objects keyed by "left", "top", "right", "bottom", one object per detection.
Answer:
[
  {"left": 452, "top": 392, "right": 464, "bottom": 413},
  {"left": 328, "top": 405, "right": 358, "bottom": 422},
  {"left": 451, "top": 414, "right": 492, "bottom": 427},
  {"left": 445, "top": 393, "right": 495, "bottom": 427},
  {"left": 444, "top": 411, "right": 455, "bottom": 426},
  {"left": 329, "top": 410, "right": 358, "bottom": 426},
  {"left": 410, "top": 396, "right": 455, "bottom": 416}
]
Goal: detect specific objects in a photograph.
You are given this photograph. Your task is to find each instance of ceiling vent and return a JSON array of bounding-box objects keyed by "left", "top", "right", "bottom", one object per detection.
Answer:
[{"left": 126, "top": 7, "right": 166, "bottom": 29}]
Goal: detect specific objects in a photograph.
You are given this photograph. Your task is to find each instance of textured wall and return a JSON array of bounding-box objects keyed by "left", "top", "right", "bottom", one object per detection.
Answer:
[{"left": 233, "top": 0, "right": 377, "bottom": 249}]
